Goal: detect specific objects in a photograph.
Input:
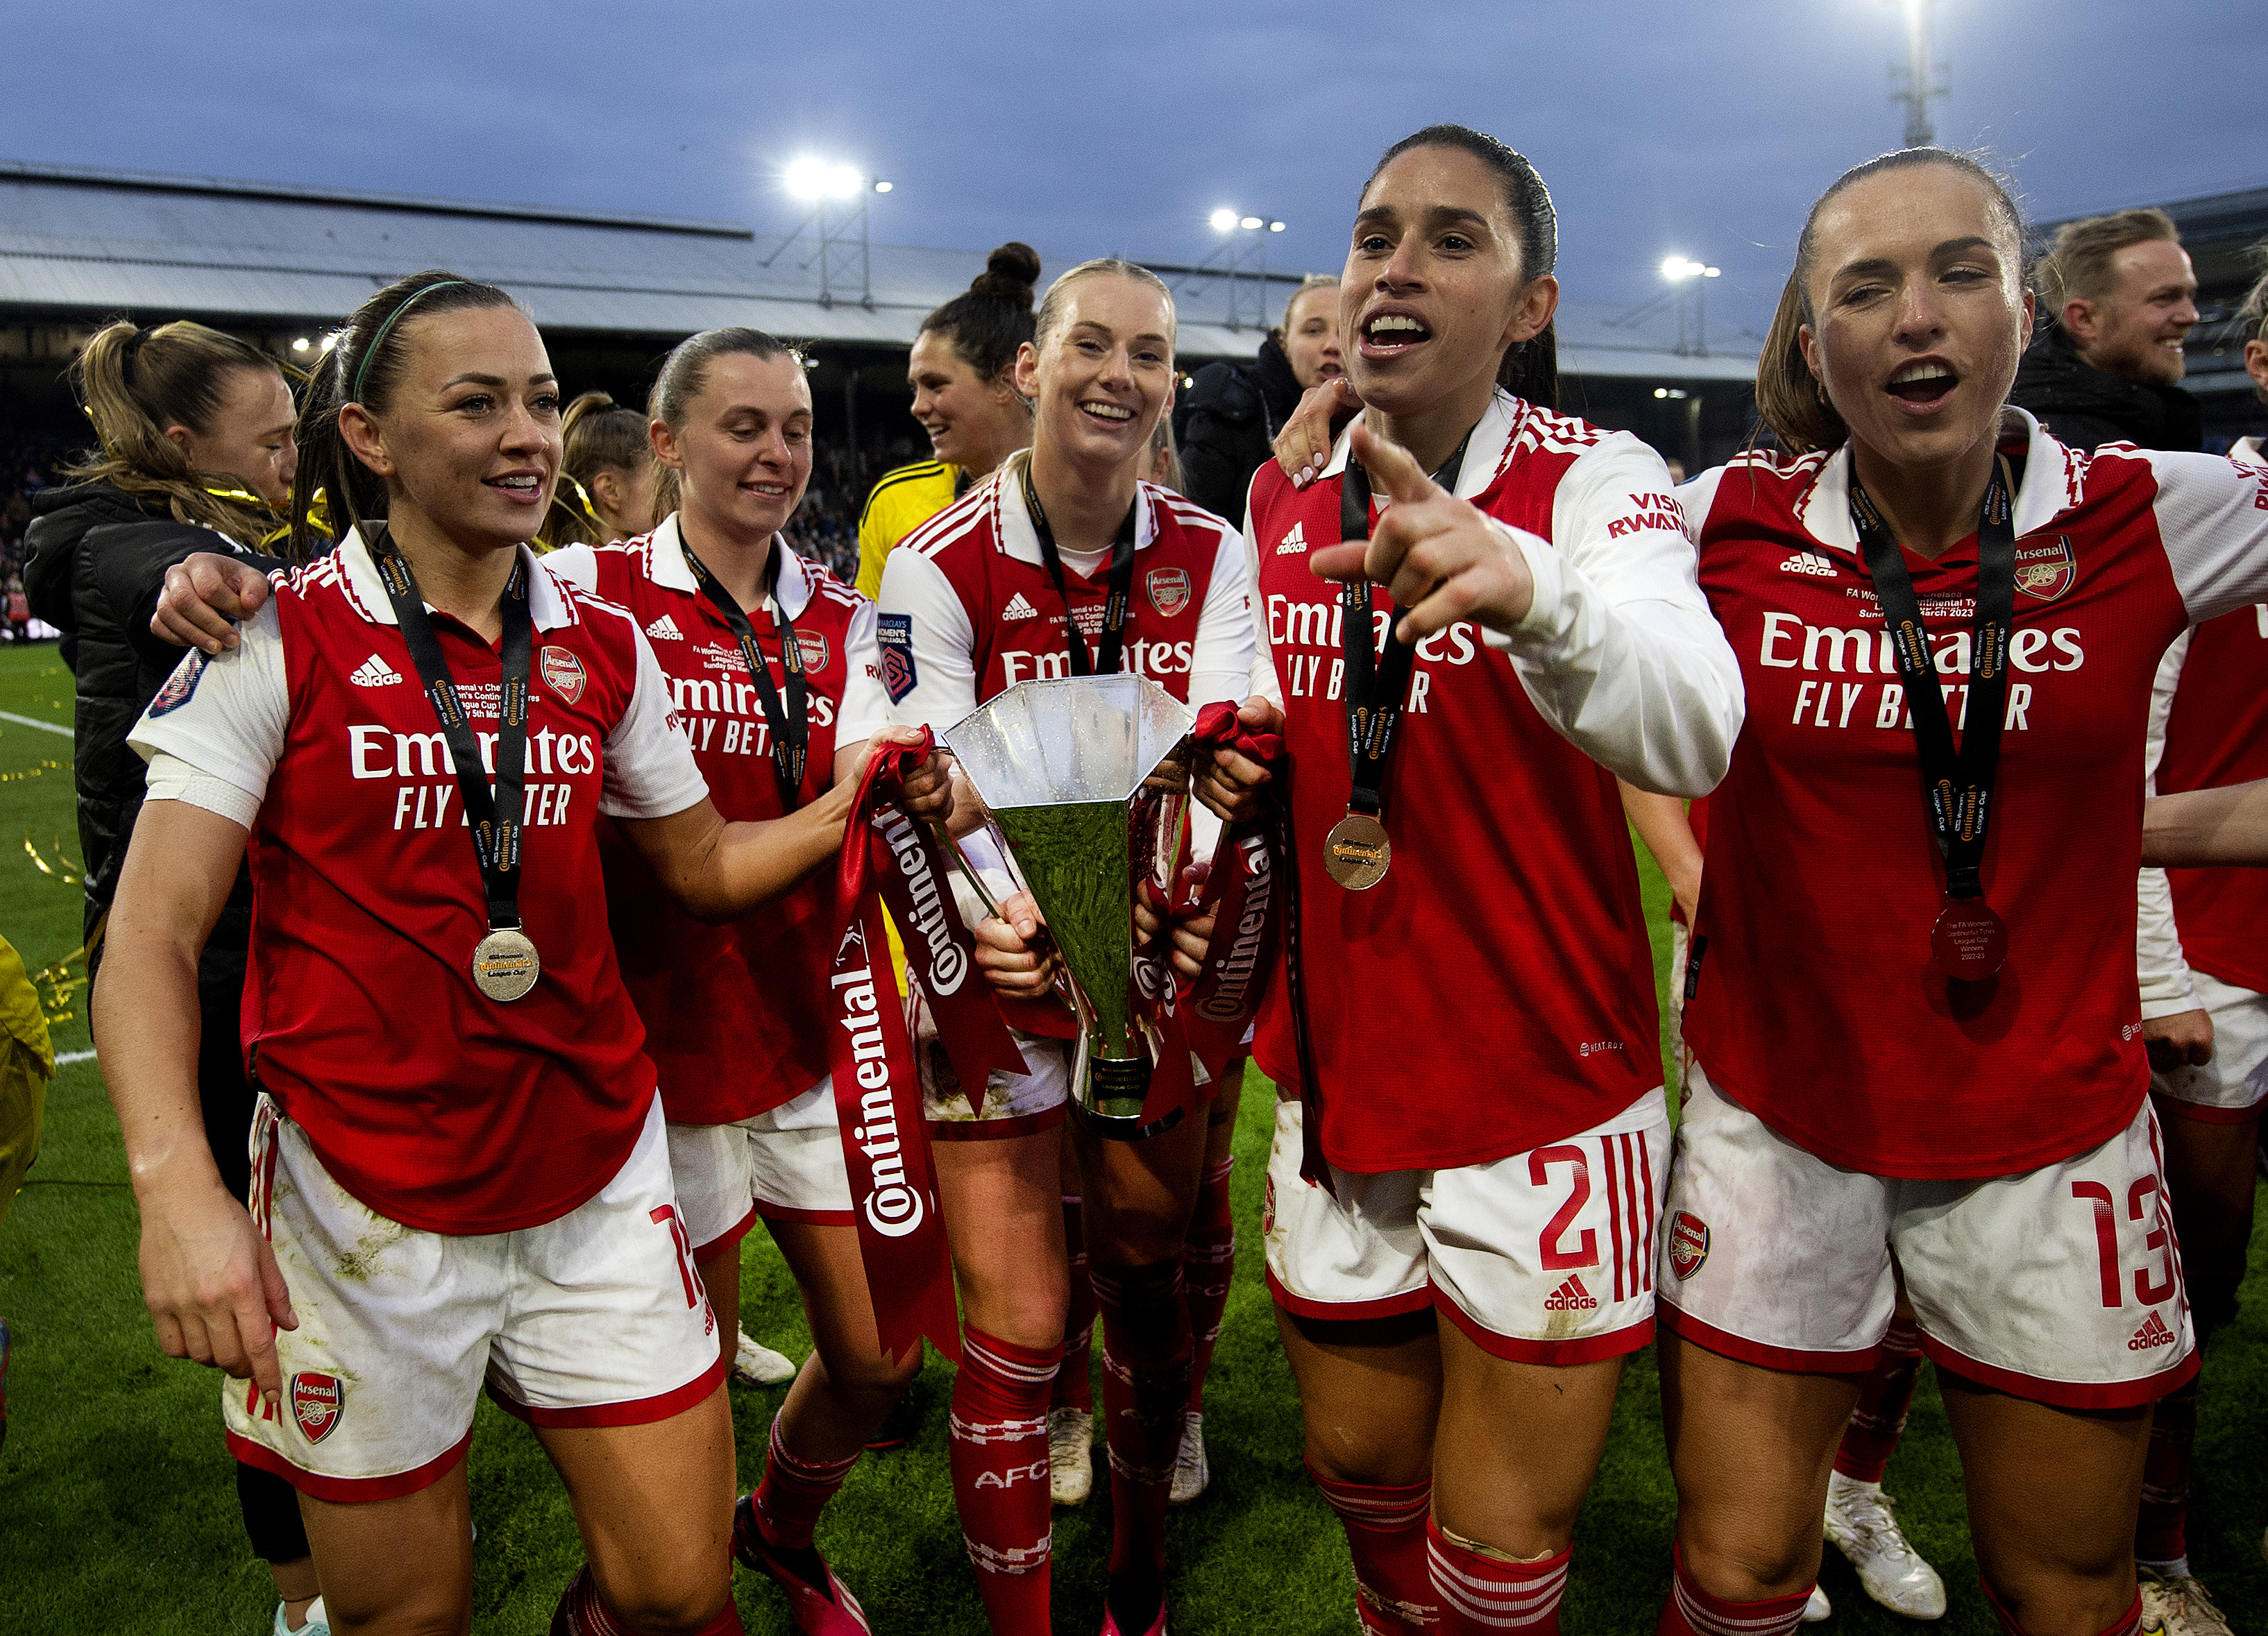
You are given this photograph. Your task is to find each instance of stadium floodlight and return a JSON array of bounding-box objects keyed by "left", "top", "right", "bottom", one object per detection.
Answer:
[
  {"left": 1269, "top": 221, "right": 1286, "bottom": 232},
  {"left": 1210, "top": 208, "right": 1238, "bottom": 232},
  {"left": 1240, "top": 215, "right": 1263, "bottom": 230},
  {"left": 873, "top": 180, "right": 892, "bottom": 193},
  {"left": 786, "top": 157, "right": 869, "bottom": 201},
  {"left": 1660, "top": 256, "right": 1721, "bottom": 282},
  {"left": 291, "top": 337, "right": 312, "bottom": 352}
]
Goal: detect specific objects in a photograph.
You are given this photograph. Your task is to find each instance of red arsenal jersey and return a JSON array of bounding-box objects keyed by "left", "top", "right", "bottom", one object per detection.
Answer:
[
  {"left": 2156, "top": 599, "right": 2268, "bottom": 995},
  {"left": 876, "top": 449, "right": 1253, "bottom": 728},
  {"left": 550, "top": 518, "right": 888, "bottom": 1124},
  {"left": 1682, "top": 415, "right": 2268, "bottom": 1178},
  {"left": 129, "top": 531, "right": 709, "bottom": 1234},
  {"left": 1247, "top": 390, "right": 1741, "bottom": 1173}
]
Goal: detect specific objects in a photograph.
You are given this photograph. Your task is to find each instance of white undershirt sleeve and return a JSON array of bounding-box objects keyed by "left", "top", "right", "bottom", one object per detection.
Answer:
[
  {"left": 126, "top": 599, "right": 289, "bottom": 810},
  {"left": 1482, "top": 435, "right": 1745, "bottom": 797},
  {"left": 140, "top": 758, "right": 259, "bottom": 830},
  {"left": 599, "top": 618, "right": 711, "bottom": 819},
  {"left": 2136, "top": 627, "right": 2201, "bottom": 1018},
  {"left": 1187, "top": 524, "right": 1255, "bottom": 711},
  {"left": 878, "top": 546, "right": 980, "bottom": 734},
  {"left": 1241, "top": 486, "right": 1285, "bottom": 709}
]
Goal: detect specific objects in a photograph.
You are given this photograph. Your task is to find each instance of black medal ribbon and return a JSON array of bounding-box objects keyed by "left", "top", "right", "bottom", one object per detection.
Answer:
[
  {"left": 1024, "top": 463, "right": 1137, "bottom": 676},
  {"left": 1337, "top": 432, "right": 1471, "bottom": 819},
  {"left": 681, "top": 535, "right": 810, "bottom": 811},
  {"left": 1848, "top": 455, "right": 2018, "bottom": 948},
  {"left": 368, "top": 527, "right": 533, "bottom": 936}
]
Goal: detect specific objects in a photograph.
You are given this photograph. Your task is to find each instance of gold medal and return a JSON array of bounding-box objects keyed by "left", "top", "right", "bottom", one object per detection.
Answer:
[
  {"left": 472, "top": 927, "right": 541, "bottom": 1002},
  {"left": 1323, "top": 812, "right": 1391, "bottom": 891}
]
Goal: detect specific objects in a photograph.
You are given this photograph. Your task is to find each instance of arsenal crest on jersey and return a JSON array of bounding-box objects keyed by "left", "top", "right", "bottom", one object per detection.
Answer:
[
  {"left": 540, "top": 645, "right": 587, "bottom": 704},
  {"left": 2013, "top": 535, "right": 2076, "bottom": 602},
  {"left": 1667, "top": 1211, "right": 1711, "bottom": 1281},
  {"left": 1146, "top": 566, "right": 1192, "bottom": 619},
  {"left": 291, "top": 1372, "right": 343, "bottom": 1443},
  {"left": 795, "top": 630, "right": 831, "bottom": 672}
]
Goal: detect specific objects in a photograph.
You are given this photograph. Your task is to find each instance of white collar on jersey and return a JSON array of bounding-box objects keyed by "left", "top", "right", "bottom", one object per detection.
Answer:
[
  {"left": 332, "top": 528, "right": 576, "bottom": 632},
  {"left": 1314, "top": 386, "right": 1521, "bottom": 504},
  {"left": 993, "top": 447, "right": 1160, "bottom": 568},
  {"left": 1795, "top": 406, "right": 2075, "bottom": 552},
  {"left": 647, "top": 512, "right": 815, "bottom": 620}
]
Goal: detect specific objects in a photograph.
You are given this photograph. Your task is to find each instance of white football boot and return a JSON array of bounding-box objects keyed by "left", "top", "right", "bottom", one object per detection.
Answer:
[
  {"left": 2138, "top": 1565, "right": 2233, "bottom": 1636},
  {"left": 732, "top": 1329, "right": 798, "bottom": 1386},
  {"left": 1822, "top": 1472, "right": 1947, "bottom": 1619},
  {"left": 1048, "top": 1406, "right": 1094, "bottom": 1507},
  {"left": 1168, "top": 1410, "right": 1210, "bottom": 1506}
]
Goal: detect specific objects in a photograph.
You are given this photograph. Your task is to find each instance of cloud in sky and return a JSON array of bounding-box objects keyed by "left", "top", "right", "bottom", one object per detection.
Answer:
[{"left": 6, "top": 0, "right": 2259, "bottom": 332}]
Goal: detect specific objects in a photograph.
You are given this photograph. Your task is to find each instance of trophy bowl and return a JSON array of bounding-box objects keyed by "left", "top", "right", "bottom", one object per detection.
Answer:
[{"left": 942, "top": 674, "right": 1196, "bottom": 1137}]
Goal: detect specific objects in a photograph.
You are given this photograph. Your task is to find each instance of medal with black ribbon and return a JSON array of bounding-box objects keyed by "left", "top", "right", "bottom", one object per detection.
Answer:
[
  {"left": 1849, "top": 454, "right": 2018, "bottom": 981},
  {"left": 680, "top": 536, "right": 810, "bottom": 812},
  {"left": 367, "top": 527, "right": 541, "bottom": 1002},
  {"left": 1323, "top": 432, "right": 1470, "bottom": 889},
  {"left": 1024, "top": 463, "right": 1137, "bottom": 676}
]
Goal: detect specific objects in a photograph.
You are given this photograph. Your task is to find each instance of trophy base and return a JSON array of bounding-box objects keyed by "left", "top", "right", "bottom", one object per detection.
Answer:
[{"left": 1073, "top": 1053, "right": 1178, "bottom": 1142}]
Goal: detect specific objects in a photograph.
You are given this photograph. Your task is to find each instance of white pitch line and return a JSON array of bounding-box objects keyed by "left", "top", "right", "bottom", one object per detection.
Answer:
[
  {"left": 0, "top": 708, "right": 72, "bottom": 738},
  {"left": 56, "top": 1049, "right": 96, "bottom": 1064}
]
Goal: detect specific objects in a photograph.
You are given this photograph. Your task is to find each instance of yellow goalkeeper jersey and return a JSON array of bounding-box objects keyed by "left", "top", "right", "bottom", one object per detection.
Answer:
[{"left": 855, "top": 460, "right": 967, "bottom": 598}]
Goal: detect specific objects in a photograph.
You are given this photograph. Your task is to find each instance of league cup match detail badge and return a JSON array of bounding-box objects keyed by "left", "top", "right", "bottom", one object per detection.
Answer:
[
  {"left": 1667, "top": 1211, "right": 1711, "bottom": 1281},
  {"left": 291, "top": 1372, "right": 343, "bottom": 1443},
  {"left": 1146, "top": 566, "right": 1192, "bottom": 619},
  {"left": 540, "top": 645, "right": 587, "bottom": 704},
  {"left": 2013, "top": 536, "right": 2076, "bottom": 602}
]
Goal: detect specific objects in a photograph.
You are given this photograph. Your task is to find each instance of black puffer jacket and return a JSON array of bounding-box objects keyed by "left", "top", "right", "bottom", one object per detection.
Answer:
[
  {"left": 23, "top": 484, "right": 284, "bottom": 1000},
  {"left": 1176, "top": 334, "right": 1306, "bottom": 529},
  {"left": 2009, "top": 324, "right": 2203, "bottom": 454}
]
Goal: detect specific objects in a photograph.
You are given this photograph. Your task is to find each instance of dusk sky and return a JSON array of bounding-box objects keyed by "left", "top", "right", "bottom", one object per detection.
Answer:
[{"left": 4, "top": 1, "right": 2258, "bottom": 334}]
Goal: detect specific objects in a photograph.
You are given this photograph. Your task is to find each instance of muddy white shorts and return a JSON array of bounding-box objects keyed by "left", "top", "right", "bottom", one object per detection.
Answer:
[
  {"left": 915, "top": 987, "right": 1072, "bottom": 1142},
  {"left": 668, "top": 1078, "right": 854, "bottom": 1253},
  {"left": 224, "top": 1094, "right": 724, "bottom": 1501},
  {"left": 1657, "top": 1064, "right": 2196, "bottom": 1410},
  {"left": 2152, "top": 968, "right": 2268, "bottom": 1123},
  {"left": 1262, "top": 1089, "right": 1670, "bottom": 1365}
]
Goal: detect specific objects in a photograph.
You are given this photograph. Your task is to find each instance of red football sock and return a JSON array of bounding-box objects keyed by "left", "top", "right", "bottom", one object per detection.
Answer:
[
  {"left": 1092, "top": 1259, "right": 1193, "bottom": 1584},
  {"left": 1055, "top": 1195, "right": 1097, "bottom": 1414},
  {"left": 1834, "top": 1311, "right": 1924, "bottom": 1483},
  {"left": 2135, "top": 1374, "right": 2198, "bottom": 1565},
  {"left": 949, "top": 1325, "right": 1060, "bottom": 1635},
  {"left": 1657, "top": 1546, "right": 1810, "bottom": 1636},
  {"left": 550, "top": 1565, "right": 746, "bottom": 1635},
  {"left": 752, "top": 1412, "right": 860, "bottom": 1551},
  {"left": 1183, "top": 1156, "right": 1237, "bottom": 1413},
  {"left": 1308, "top": 1464, "right": 1438, "bottom": 1633},
  {"left": 1981, "top": 1578, "right": 2142, "bottom": 1636},
  {"left": 1427, "top": 1515, "right": 1568, "bottom": 1634}
]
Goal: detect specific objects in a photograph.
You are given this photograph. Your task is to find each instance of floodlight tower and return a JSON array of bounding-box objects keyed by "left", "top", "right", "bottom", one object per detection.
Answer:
[
  {"left": 763, "top": 157, "right": 892, "bottom": 310},
  {"left": 1203, "top": 210, "right": 1288, "bottom": 332},
  {"left": 1890, "top": 0, "right": 1949, "bottom": 148}
]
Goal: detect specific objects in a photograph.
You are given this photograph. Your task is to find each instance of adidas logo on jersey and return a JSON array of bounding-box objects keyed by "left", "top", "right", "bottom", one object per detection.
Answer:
[
  {"left": 1779, "top": 550, "right": 1836, "bottom": 577},
  {"left": 1002, "top": 592, "right": 1041, "bottom": 622},
  {"left": 1543, "top": 1275, "right": 1600, "bottom": 1313},
  {"left": 1276, "top": 521, "right": 1308, "bottom": 554},
  {"left": 349, "top": 653, "right": 403, "bottom": 688},
  {"left": 2127, "top": 1311, "right": 2177, "bottom": 1352},
  {"left": 645, "top": 614, "right": 686, "bottom": 640}
]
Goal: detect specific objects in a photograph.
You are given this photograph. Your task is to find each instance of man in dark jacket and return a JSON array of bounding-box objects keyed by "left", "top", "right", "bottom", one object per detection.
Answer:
[
  {"left": 1175, "top": 274, "right": 1342, "bottom": 527},
  {"left": 2012, "top": 207, "right": 2202, "bottom": 453}
]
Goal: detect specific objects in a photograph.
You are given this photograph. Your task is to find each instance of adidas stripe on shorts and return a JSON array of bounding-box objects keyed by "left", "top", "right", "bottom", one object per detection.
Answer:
[
  {"left": 1657, "top": 1063, "right": 2196, "bottom": 1409},
  {"left": 1262, "top": 1089, "right": 1670, "bottom": 1364}
]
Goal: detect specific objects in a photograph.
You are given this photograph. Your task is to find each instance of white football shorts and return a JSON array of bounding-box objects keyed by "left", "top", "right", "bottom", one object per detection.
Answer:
[
  {"left": 1262, "top": 1089, "right": 1670, "bottom": 1365},
  {"left": 667, "top": 1076, "right": 854, "bottom": 1254},
  {"left": 1657, "top": 1064, "right": 2195, "bottom": 1410},
  {"left": 224, "top": 1094, "right": 723, "bottom": 1501},
  {"left": 2152, "top": 968, "right": 2268, "bottom": 1123}
]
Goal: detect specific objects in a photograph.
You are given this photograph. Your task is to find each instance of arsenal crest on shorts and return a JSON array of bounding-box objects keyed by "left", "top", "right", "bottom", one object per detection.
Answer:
[
  {"left": 291, "top": 1372, "right": 343, "bottom": 1443},
  {"left": 1146, "top": 566, "right": 1192, "bottom": 619},
  {"left": 540, "top": 645, "right": 587, "bottom": 704},
  {"left": 2012, "top": 535, "right": 2076, "bottom": 602},
  {"left": 1667, "top": 1211, "right": 1711, "bottom": 1281}
]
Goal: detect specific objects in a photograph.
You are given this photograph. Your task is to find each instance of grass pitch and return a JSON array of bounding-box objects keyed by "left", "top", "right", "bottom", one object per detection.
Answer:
[{"left": 2, "top": 640, "right": 2265, "bottom": 1631}]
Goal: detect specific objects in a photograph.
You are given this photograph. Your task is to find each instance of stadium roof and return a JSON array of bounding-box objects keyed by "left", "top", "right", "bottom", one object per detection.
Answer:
[{"left": 0, "top": 159, "right": 1758, "bottom": 380}]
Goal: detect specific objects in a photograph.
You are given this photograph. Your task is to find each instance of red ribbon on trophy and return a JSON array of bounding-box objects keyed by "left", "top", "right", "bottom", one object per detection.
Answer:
[{"left": 829, "top": 731, "right": 1023, "bottom": 1363}]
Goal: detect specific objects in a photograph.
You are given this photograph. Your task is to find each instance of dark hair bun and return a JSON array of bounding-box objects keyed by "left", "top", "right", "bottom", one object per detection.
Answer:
[{"left": 970, "top": 243, "right": 1040, "bottom": 305}]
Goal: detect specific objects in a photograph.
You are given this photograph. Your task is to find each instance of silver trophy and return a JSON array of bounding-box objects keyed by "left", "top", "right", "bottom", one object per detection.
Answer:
[{"left": 943, "top": 674, "right": 1195, "bottom": 1138}]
